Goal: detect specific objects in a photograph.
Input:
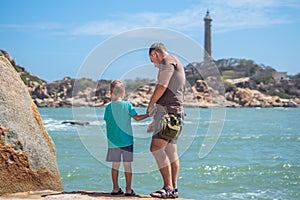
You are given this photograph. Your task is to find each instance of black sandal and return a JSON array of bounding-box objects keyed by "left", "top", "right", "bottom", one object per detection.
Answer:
[
  {"left": 174, "top": 188, "right": 178, "bottom": 198},
  {"left": 111, "top": 188, "right": 124, "bottom": 195},
  {"left": 150, "top": 186, "right": 175, "bottom": 199},
  {"left": 125, "top": 189, "right": 136, "bottom": 196}
]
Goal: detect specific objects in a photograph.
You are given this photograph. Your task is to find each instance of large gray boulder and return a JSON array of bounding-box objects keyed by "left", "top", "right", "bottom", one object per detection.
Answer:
[{"left": 0, "top": 56, "right": 63, "bottom": 195}]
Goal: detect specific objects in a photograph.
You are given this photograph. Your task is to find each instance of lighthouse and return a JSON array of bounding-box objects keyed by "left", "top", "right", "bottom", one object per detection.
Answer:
[{"left": 204, "top": 10, "right": 212, "bottom": 61}]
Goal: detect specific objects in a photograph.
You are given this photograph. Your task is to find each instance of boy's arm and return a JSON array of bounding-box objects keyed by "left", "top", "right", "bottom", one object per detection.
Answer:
[{"left": 133, "top": 113, "right": 149, "bottom": 121}]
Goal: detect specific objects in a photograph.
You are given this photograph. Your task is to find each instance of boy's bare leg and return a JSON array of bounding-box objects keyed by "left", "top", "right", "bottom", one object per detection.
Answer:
[
  {"left": 123, "top": 162, "right": 132, "bottom": 194},
  {"left": 111, "top": 162, "right": 121, "bottom": 193}
]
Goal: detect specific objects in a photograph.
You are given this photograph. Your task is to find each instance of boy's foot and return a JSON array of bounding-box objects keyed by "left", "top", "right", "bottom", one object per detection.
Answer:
[{"left": 111, "top": 188, "right": 124, "bottom": 195}]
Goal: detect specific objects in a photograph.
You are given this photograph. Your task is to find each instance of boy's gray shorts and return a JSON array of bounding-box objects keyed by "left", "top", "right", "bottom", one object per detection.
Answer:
[{"left": 106, "top": 145, "right": 133, "bottom": 162}]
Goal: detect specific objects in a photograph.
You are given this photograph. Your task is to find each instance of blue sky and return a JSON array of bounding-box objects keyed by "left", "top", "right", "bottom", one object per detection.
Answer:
[{"left": 1, "top": 0, "right": 300, "bottom": 82}]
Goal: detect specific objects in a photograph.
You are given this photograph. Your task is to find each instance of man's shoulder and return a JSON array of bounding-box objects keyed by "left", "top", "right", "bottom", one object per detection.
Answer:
[
  {"left": 162, "top": 54, "right": 182, "bottom": 68},
  {"left": 165, "top": 54, "right": 178, "bottom": 62}
]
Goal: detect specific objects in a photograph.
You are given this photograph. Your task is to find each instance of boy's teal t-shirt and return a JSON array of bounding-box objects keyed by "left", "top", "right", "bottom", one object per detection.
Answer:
[{"left": 104, "top": 101, "right": 137, "bottom": 148}]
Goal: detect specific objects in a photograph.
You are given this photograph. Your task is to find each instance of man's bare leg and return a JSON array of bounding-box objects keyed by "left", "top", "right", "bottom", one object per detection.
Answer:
[
  {"left": 150, "top": 138, "right": 174, "bottom": 197},
  {"left": 166, "top": 143, "right": 179, "bottom": 196}
]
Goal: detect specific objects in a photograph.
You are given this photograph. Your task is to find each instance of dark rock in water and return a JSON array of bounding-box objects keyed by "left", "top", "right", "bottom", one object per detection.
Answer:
[
  {"left": 0, "top": 56, "right": 63, "bottom": 195},
  {"left": 62, "top": 121, "right": 90, "bottom": 126}
]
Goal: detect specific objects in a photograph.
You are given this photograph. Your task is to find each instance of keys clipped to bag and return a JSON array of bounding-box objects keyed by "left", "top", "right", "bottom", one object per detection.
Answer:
[{"left": 167, "top": 114, "right": 183, "bottom": 126}]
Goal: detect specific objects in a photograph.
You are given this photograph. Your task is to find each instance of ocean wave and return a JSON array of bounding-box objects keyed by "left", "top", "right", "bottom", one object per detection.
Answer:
[
  {"left": 217, "top": 188, "right": 296, "bottom": 200},
  {"left": 132, "top": 121, "right": 151, "bottom": 126},
  {"left": 43, "top": 118, "right": 71, "bottom": 132}
]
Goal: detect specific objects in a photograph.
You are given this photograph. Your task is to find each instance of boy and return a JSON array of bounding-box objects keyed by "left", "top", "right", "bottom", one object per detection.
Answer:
[{"left": 104, "top": 80, "right": 150, "bottom": 196}]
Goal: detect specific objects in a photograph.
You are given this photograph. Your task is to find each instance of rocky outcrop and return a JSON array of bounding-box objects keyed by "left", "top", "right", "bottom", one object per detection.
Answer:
[
  {"left": 127, "top": 84, "right": 154, "bottom": 107},
  {"left": 25, "top": 77, "right": 300, "bottom": 108},
  {"left": 0, "top": 50, "right": 46, "bottom": 85},
  {"left": 0, "top": 56, "right": 63, "bottom": 195},
  {"left": 1, "top": 49, "right": 299, "bottom": 108},
  {"left": 183, "top": 79, "right": 235, "bottom": 107},
  {"left": 226, "top": 88, "right": 299, "bottom": 107},
  {"left": 28, "top": 77, "right": 111, "bottom": 108}
]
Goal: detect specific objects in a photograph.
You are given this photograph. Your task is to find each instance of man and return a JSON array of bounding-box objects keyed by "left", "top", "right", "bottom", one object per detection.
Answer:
[{"left": 147, "top": 42, "right": 185, "bottom": 198}]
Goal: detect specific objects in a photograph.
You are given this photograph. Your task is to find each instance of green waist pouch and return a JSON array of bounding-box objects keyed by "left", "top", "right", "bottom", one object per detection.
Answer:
[{"left": 158, "top": 113, "right": 183, "bottom": 140}]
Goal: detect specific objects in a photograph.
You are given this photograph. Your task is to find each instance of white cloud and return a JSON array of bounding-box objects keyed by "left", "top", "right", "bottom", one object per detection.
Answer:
[
  {"left": 71, "top": 20, "right": 137, "bottom": 35},
  {"left": 69, "top": 0, "right": 300, "bottom": 36},
  {"left": 70, "top": 9, "right": 206, "bottom": 36},
  {"left": 0, "top": 23, "right": 61, "bottom": 32},
  {"left": 201, "top": 0, "right": 300, "bottom": 32},
  {"left": 2, "top": 0, "right": 299, "bottom": 36}
]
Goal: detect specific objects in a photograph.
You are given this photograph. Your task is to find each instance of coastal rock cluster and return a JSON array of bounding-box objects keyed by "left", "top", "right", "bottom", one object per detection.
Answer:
[
  {"left": 1, "top": 49, "right": 299, "bottom": 108},
  {"left": 24, "top": 77, "right": 299, "bottom": 108},
  {"left": 184, "top": 79, "right": 299, "bottom": 108},
  {"left": 28, "top": 77, "right": 112, "bottom": 107},
  {"left": 19, "top": 72, "right": 300, "bottom": 108},
  {"left": 226, "top": 88, "right": 299, "bottom": 107},
  {"left": 0, "top": 56, "right": 63, "bottom": 195}
]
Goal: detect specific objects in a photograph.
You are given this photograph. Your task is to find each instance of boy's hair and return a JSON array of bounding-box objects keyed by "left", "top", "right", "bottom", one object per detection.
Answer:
[
  {"left": 110, "top": 80, "right": 125, "bottom": 97},
  {"left": 149, "top": 42, "right": 167, "bottom": 55}
]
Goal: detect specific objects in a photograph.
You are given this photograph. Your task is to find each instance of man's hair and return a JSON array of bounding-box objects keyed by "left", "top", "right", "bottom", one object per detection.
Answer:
[
  {"left": 149, "top": 42, "right": 167, "bottom": 55},
  {"left": 110, "top": 80, "right": 125, "bottom": 97}
]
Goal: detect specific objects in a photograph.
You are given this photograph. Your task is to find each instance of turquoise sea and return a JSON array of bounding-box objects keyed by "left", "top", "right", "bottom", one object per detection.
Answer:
[{"left": 40, "top": 107, "right": 300, "bottom": 200}]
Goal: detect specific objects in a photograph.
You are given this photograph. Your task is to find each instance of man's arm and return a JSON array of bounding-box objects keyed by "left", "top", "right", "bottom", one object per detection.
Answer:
[
  {"left": 147, "top": 84, "right": 166, "bottom": 113},
  {"left": 147, "top": 59, "right": 174, "bottom": 113}
]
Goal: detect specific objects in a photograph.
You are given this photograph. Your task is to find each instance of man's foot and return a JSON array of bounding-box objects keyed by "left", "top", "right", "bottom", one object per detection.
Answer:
[
  {"left": 125, "top": 189, "right": 136, "bottom": 196},
  {"left": 150, "top": 186, "right": 175, "bottom": 198},
  {"left": 111, "top": 188, "right": 124, "bottom": 195},
  {"left": 174, "top": 188, "right": 178, "bottom": 198}
]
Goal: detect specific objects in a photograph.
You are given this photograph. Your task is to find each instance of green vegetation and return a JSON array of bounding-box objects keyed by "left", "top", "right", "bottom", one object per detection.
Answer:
[
  {"left": 20, "top": 71, "right": 45, "bottom": 85},
  {"left": 224, "top": 80, "right": 237, "bottom": 92},
  {"left": 252, "top": 67, "right": 275, "bottom": 84},
  {"left": 221, "top": 70, "right": 235, "bottom": 79},
  {"left": 125, "top": 78, "right": 155, "bottom": 93},
  {"left": 290, "top": 72, "right": 300, "bottom": 80}
]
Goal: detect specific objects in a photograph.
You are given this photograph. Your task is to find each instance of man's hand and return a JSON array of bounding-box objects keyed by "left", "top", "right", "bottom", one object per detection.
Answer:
[
  {"left": 147, "top": 120, "right": 155, "bottom": 133},
  {"left": 147, "top": 105, "right": 156, "bottom": 117}
]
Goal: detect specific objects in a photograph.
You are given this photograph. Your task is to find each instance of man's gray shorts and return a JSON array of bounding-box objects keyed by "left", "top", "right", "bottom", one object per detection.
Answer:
[{"left": 152, "top": 104, "right": 183, "bottom": 144}]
